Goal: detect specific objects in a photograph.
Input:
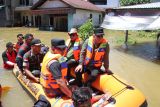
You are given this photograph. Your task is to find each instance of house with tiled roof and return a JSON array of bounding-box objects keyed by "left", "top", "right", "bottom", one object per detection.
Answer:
[{"left": 30, "top": 0, "right": 104, "bottom": 31}]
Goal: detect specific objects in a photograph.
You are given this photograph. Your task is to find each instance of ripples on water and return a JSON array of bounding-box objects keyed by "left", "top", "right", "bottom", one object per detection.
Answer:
[{"left": 115, "top": 41, "right": 160, "bottom": 65}]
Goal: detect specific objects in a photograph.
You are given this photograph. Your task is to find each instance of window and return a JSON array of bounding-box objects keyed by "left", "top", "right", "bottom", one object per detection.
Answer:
[
  {"left": 0, "top": 0, "right": 4, "bottom": 5},
  {"left": 89, "top": 0, "right": 107, "bottom": 5},
  {"left": 90, "top": 14, "right": 92, "bottom": 19},
  {"left": 26, "top": 0, "right": 29, "bottom": 6},
  {"left": 20, "top": 0, "right": 30, "bottom": 6},
  {"left": 99, "top": 14, "right": 101, "bottom": 24},
  {"left": 50, "top": 16, "right": 54, "bottom": 26}
]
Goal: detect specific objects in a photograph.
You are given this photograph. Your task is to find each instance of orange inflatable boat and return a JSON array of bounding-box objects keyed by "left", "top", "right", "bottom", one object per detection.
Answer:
[{"left": 13, "top": 65, "right": 147, "bottom": 107}]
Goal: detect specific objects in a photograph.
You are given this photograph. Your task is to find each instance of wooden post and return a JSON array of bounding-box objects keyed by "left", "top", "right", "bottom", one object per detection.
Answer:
[{"left": 123, "top": 30, "right": 128, "bottom": 49}]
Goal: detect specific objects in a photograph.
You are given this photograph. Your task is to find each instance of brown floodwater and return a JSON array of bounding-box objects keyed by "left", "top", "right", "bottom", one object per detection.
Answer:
[{"left": 0, "top": 33, "right": 160, "bottom": 107}]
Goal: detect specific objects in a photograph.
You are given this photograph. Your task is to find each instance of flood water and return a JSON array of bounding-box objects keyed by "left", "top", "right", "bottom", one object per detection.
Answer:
[
  {"left": 110, "top": 41, "right": 160, "bottom": 107},
  {"left": 0, "top": 35, "right": 160, "bottom": 107}
]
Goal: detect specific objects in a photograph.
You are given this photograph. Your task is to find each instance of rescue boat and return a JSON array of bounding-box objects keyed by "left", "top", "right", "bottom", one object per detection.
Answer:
[{"left": 13, "top": 65, "right": 147, "bottom": 107}]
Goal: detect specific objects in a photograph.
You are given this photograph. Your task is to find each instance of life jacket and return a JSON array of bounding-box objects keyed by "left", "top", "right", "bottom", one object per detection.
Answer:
[
  {"left": 4, "top": 50, "right": 16, "bottom": 69},
  {"left": 65, "top": 38, "right": 81, "bottom": 61},
  {"left": 85, "top": 36, "right": 107, "bottom": 68},
  {"left": 14, "top": 41, "right": 24, "bottom": 52},
  {"left": 40, "top": 51, "right": 68, "bottom": 97}
]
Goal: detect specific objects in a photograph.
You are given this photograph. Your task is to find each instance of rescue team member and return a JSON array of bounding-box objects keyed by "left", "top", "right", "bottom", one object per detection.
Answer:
[
  {"left": 14, "top": 34, "right": 24, "bottom": 52},
  {"left": 2, "top": 42, "right": 17, "bottom": 69},
  {"left": 40, "top": 39, "right": 72, "bottom": 98},
  {"left": 16, "top": 34, "right": 34, "bottom": 72},
  {"left": 75, "top": 27, "right": 110, "bottom": 87},
  {"left": 72, "top": 87, "right": 111, "bottom": 107},
  {"left": 23, "top": 39, "right": 45, "bottom": 83},
  {"left": 65, "top": 28, "right": 82, "bottom": 81}
]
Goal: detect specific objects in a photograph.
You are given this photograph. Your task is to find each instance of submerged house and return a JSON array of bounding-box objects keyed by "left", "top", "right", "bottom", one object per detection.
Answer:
[{"left": 30, "top": 0, "right": 104, "bottom": 31}]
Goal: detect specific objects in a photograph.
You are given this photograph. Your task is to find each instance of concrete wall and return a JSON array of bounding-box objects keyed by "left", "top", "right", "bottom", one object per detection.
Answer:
[
  {"left": 39, "top": 0, "right": 68, "bottom": 8},
  {"left": 33, "top": 0, "right": 39, "bottom": 5},
  {"left": 72, "top": 9, "right": 102, "bottom": 28},
  {"left": 96, "top": 0, "right": 120, "bottom": 9}
]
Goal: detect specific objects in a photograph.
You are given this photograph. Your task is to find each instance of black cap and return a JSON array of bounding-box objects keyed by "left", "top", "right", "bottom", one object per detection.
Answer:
[
  {"left": 94, "top": 27, "right": 104, "bottom": 36},
  {"left": 24, "top": 33, "right": 33, "bottom": 40},
  {"left": 17, "top": 34, "right": 24, "bottom": 38},
  {"left": 31, "top": 39, "right": 41, "bottom": 46},
  {"left": 6, "top": 42, "right": 13, "bottom": 48},
  {"left": 51, "top": 39, "right": 66, "bottom": 49}
]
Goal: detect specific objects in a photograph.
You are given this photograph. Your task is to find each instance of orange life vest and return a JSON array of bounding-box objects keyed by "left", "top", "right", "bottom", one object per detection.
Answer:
[
  {"left": 85, "top": 36, "right": 107, "bottom": 68},
  {"left": 3, "top": 50, "right": 16, "bottom": 69},
  {"left": 65, "top": 38, "right": 81, "bottom": 61},
  {"left": 40, "top": 51, "right": 67, "bottom": 97}
]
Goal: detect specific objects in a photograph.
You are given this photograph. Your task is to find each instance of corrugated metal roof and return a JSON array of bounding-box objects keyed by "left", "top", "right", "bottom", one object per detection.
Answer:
[{"left": 118, "top": 2, "right": 160, "bottom": 9}]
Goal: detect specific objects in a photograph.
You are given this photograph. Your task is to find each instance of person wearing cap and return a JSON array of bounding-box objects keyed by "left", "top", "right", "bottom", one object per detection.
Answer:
[
  {"left": 64, "top": 28, "right": 82, "bottom": 81},
  {"left": 14, "top": 34, "right": 24, "bottom": 53},
  {"left": 23, "top": 39, "right": 45, "bottom": 83},
  {"left": 2, "top": 42, "right": 17, "bottom": 69},
  {"left": 75, "top": 27, "right": 110, "bottom": 87},
  {"left": 16, "top": 33, "right": 34, "bottom": 72},
  {"left": 40, "top": 39, "right": 72, "bottom": 98}
]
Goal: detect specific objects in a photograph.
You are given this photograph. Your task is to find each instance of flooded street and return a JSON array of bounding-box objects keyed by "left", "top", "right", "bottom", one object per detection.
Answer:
[{"left": 0, "top": 28, "right": 160, "bottom": 107}]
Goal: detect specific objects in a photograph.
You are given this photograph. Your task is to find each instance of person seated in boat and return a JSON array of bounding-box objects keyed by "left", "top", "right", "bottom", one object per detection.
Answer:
[
  {"left": 40, "top": 39, "right": 72, "bottom": 98},
  {"left": 75, "top": 27, "right": 110, "bottom": 87},
  {"left": 64, "top": 28, "right": 82, "bottom": 82},
  {"left": 14, "top": 34, "right": 24, "bottom": 53},
  {"left": 72, "top": 87, "right": 111, "bottom": 107},
  {"left": 2, "top": 42, "right": 17, "bottom": 69},
  {"left": 23, "top": 39, "right": 45, "bottom": 83},
  {"left": 16, "top": 33, "right": 34, "bottom": 72}
]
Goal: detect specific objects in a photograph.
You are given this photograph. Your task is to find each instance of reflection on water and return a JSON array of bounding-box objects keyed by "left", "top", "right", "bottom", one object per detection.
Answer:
[
  {"left": 0, "top": 69, "right": 34, "bottom": 107},
  {"left": 115, "top": 41, "right": 160, "bottom": 64}
]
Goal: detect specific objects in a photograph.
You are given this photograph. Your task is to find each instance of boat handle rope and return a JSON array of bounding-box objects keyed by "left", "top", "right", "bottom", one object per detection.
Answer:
[
  {"left": 111, "top": 74, "right": 134, "bottom": 90},
  {"left": 105, "top": 74, "right": 134, "bottom": 103}
]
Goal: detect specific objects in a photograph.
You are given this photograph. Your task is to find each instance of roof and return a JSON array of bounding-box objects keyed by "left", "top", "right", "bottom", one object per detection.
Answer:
[
  {"left": 117, "top": 2, "right": 160, "bottom": 9},
  {"left": 31, "top": 0, "right": 104, "bottom": 12}
]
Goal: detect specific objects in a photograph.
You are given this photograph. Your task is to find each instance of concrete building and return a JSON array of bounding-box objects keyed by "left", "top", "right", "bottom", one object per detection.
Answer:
[{"left": 31, "top": 0, "right": 104, "bottom": 31}]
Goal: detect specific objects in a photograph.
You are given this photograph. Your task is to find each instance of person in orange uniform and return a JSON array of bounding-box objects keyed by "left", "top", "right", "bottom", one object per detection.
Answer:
[
  {"left": 40, "top": 39, "right": 72, "bottom": 98},
  {"left": 75, "top": 27, "right": 110, "bottom": 87},
  {"left": 14, "top": 34, "right": 24, "bottom": 53},
  {"left": 2, "top": 42, "right": 17, "bottom": 69},
  {"left": 65, "top": 28, "right": 82, "bottom": 81}
]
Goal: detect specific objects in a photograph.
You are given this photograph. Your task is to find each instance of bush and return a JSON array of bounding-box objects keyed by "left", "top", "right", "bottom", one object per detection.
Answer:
[{"left": 78, "top": 19, "right": 94, "bottom": 41}]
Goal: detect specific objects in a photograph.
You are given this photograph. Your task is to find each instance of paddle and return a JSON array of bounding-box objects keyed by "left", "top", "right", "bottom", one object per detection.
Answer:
[{"left": 0, "top": 86, "right": 12, "bottom": 98}]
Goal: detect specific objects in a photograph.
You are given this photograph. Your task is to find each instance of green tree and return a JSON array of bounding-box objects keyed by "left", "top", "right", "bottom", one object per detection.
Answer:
[
  {"left": 78, "top": 19, "right": 94, "bottom": 41},
  {"left": 120, "top": 0, "right": 151, "bottom": 6}
]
